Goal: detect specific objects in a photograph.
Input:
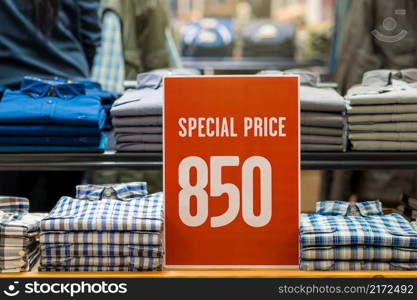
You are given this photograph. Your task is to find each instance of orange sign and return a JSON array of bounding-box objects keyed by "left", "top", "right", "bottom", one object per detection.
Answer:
[{"left": 164, "top": 76, "right": 299, "bottom": 267}]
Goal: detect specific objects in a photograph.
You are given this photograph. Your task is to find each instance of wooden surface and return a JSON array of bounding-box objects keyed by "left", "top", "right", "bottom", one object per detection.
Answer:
[{"left": 2, "top": 269, "right": 417, "bottom": 278}]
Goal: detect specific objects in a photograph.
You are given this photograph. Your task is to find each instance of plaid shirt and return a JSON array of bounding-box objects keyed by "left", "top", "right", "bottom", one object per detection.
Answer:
[
  {"left": 40, "top": 256, "right": 162, "bottom": 270},
  {"left": 41, "top": 244, "right": 163, "bottom": 258},
  {"left": 75, "top": 182, "right": 147, "bottom": 200},
  {"left": 302, "top": 246, "right": 417, "bottom": 262},
  {"left": 300, "top": 260, "right": 417, "bottom": 271},
  {"left": 39, "top": 265, "right": 162, "bottom": 272},
  {"left": 301, "top": 201, "right": 417, "bottom": 247},
  {"left": 0, "top": 246, "right": 40, "bottom": 272},
  {"left": 40, "top": 231, "right": 161, "bottom": 246},
  {"left": 40, "top": 192, "right": 163, "bottom": 232},
  {"left": 316, "top": 201, "right": 384, "bottom": 217}
]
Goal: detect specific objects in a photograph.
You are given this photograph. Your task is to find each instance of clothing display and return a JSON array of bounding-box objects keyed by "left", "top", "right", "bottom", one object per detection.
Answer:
[
  {"left": 347, "top": 70, "right": 417, "bottom": 151},
  {"left": 0, "top": 196, "right": 46, "bottom": 273},
  {"left": 39, "top": 182, "right": 164, "bottom": 271},
  {"left": 300, "top": 200, "right": 417, "bottom": 271},
  {"left": 0, "top": 77, "right": 107, "bottom": 153}
]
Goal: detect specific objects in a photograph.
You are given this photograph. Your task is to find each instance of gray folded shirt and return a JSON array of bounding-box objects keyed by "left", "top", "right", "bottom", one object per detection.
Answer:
[
  {"left": 116, "top": 143, "right": 162, "bottom": 152},
  {"left": 301, "top": 144, "right": 345, "bottom": 152},
  {"left": 111, "top": 88, "right": 163, "bottom": 117},
  {"left": 349, "top": 132, "right": 417, "bottom": 142},
  {"left": 349, "top": 122, "right": 417, "bottom": 132},
  {"left": 301, "top": 112, "right": 345, "bottom": 128},
  {"left": 347, "top": 84, "right": 417, "bottom": 105},
  {"left": 301, "top": 126, "right": 344, "bottom": 136},
  {"left": 348, "top": 113, "right": 417, "bottom": 124},
  {"left": 114, "top": 126, "right": 163, "bottom": 134},
  {"left": 351, "top": 140, "right": 417, "bottom": 151},
  {"left": 112, "top": 116, "right": 162, "bottom": 127},
  {"left": 300, "top": 86, "right": 345, "bottom": 112},
  {"left": 301, "top": 135, "right": 344, "bottom": 145},
  {"left": 347, "top": 104, "right": 417, "bottom": 115},
  {"left": 115, "top": 134, "right": 162, "bottom": 143}
]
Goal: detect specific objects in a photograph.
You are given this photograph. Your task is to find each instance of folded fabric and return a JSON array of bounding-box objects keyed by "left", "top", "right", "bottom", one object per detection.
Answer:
[
  {"left": 0, "top": 135, "right": 102, "bottom": 146},
  {"left": 300, "top": 260, "right": 417, "bottom": 271},
  {"left": 40, "top": 231, "right": 161, "bottom": 246},
  {"left": 300, "top": 86, "right": 345, "bottom": 112},
  {"left": 347, "top": 104, "right": 417, "bottom": 115},
  {"left": 0, "top": 134, "right": 107, "bottom": 153},
  {"left": 0, "top": 245, "right": 39, "bottom": 270},
  {"left": 348, "top": 113, "right": 417, "bottom": 124},
  {"left": 114, "top": 126, "right": 162, "bottom": 134},
  {"left": 0, "top": 124, "right": 103, "bottom": 136},
  {"left": 116, "top": 143, "right": 162, "bottom": 152},
  {"left": 111, "top": 88, "right": 162, "bottom": 117},
  {"left": 349, "top": 122, "right": 417, "bottom": 132},
  {"left": 351, "top": 140, "right": 417, "bottom": 151},
  {"left": 301, "top": 126, "right": 344, "bottom": 137},
  {"left": 350, "top": 132, "right": 417, "bottom": 142},
  {"left": 41, "top": 244, "right": 163, "bottom": 258},
  {"left": 347, "top": 84, "right": 417, "bottom": 105},
  {"left": 301, "top": 245, "right": 417, "bottom": 262},
  {"left": 301, "top": 112, "right": 345, "bottom": 128},
  {"left": 39, "top": 265, "right": 162, "bottom": 272},
  {"left": 0, "top": 243, "right": 39, "bottom": 260},
  {"left": 0, "top": 251, "right": 40, "bottom": 273},
  {"left": 112, "top": 116, "right": 162, "bottom": 127},
  {"left": 301, "top": 144, "right": 344, "bottom": 152},
  {"left": 40, "top": 256, "right": 163, "bottom": 269},
  {"left": 40, "top": 192, "right": 163, "bottom": 232},
  {"left": 75, "top": 182, "right": 148, "bottom": 200},
  {"left": 300, "top": 201, "right": 417, "bottom": 248},
  {"left": 115, "top": 134, "right": 162, "bottom": 143},
  {"left": 301, "top": 135, "right": 344, "bottom": 145},
  {"left": 0, "top": 236, "right": 37, "bottom": 248}
]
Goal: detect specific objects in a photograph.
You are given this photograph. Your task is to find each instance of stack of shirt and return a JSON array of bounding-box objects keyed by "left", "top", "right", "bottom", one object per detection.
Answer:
[
  {"left": 39, "top": 182, "right": 164, "bottom": 272},
  {"left": 300, "top": 200, "right": 417, "bottom": 270},
  {"left": 111, "top": 73, "right": 162, "bottom": 152},
  {"left": 0, "top": 196, "right": 46, "bottom": 273},
  {"left": 0, "top": 77, "right": 107, "bottom": 152},
  {"left": 347, "top": 69, "right": 417, "bottom": 151}
]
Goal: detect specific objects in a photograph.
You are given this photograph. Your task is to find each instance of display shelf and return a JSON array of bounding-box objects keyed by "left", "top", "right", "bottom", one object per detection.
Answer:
[
  {"left": 2, "top": 152, "right": 417, "bottom": 170},
  {"left": 1, "top": 269, "right": 417, "bottom": 278},
  {"left": 181, "top": 56, "right": 324, "bottom": 72}
]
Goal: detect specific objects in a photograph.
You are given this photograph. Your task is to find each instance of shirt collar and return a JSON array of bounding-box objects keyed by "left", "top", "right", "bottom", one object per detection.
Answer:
[
  {"left": 136, "top": 73, "right": 163, "bottom": 90},
  {"left": 0, "top": 197, "right": 29, "bottom": 214},
  {"left": 75, "top": 182, "right": 148, "bottom": 201},
  {"left": 20, "top": 77, "right": 86, "bottom": 99},
  {"left": 316, "top": 200, "right": 383, "bottom": 216}
]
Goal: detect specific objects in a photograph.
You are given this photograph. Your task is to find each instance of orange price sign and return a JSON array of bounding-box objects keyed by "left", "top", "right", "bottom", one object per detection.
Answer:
[{"left": 164, "top": 76, "right": 299, "bottom": 267}]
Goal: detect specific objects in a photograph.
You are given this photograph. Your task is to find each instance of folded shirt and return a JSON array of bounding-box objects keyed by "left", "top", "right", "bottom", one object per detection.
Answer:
[
  {"left": 0, "top": 236, "right": 38, "bottom": 248},
  {"left": 348, "top": 113, "right": 417, "bottom": 124},
  {"left": 301, "top": 126, "right": 344, "bottom": 137},
  {"left": 301, "top": 135, "right": 344, "bottom": 145},
  {"left": 0, "top": 124, "right": 103, "bottom": 136},
  {"left": 0, "top": 250, "right": 40, "bottom": 273},
  {"left": 301, "top": 246, "right": 417, "bottom": 262},
  {"left": 0, "top": 135, "right": 102, "bottom": 146},
  {"left": 0, "top": 135, "right": 107, "bottom": 153},
  {"left": 40, "top": 192, "right": 163, "bottom": 232},
  {"left": 114, "top": 126, "right": 162, "bottom": 134},
  {"left": 300, "top": 201, "right": 417, "bottom": 248},
  {"left": 115, "top": 134, "right": 162, "bottom": 143},
  {"left": 301, "top": 144, "right": 344, "bottom": 152},
  {"left": 0, "top": 245, "right": 39, "bottom": 270},
  {"left": 300, "top": 86, "right": 345, "bottom": 112},
  {"left": 347, "top": 84, "right": 417, "bottom": 106},
  {"left": 300, "top": 260, "right": 417, "bottom": 271},
  {"left": 111, "top": 88, "right": 162, "bottom": 117},
  {"left": 0, "top": 242, "right": 39, "bottom": 260},
  {"left": 351, "top": 140, "right": 417, "bottom": 151},
  {"left": 347, "top": 104, "right": 417, "bottom": 115},
  {"left": 40, "top": 231, "right": 162, "bottom": 246},
  {"left": 349, "top": 132, "right": 417, "bottom": 142},
  {"left": 39, "top": 265, "right": 162, "bottom": 272},
  {"left": 41, "top": 244, "right": 163, "bottom": 258},
  {"left": 301, "top": 112, "right": 345, "bottom": 128},
  {"left": 40, "top": 256, "right": 163, "bottom": 269},
  {"left": 349, "top": 122, "right": 417, "bottom": 132},
  {"left": 116, "top": 143, "right": 162, "bottom": 152},
  {"left": 112, "top": 116, "right": 162, "bottom": 127}
]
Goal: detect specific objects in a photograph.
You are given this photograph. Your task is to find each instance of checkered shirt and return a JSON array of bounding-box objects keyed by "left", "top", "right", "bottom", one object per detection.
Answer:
[
  {"left": 40, "top": 231, "right": 161, "bottom": 246},
  {"left": 75, "top": 182, "right": 148, "bottom": 200},
  {"left": 40, "top": 192, "right": 163, "bottom": 232},
  {"left": 40, "top": 256, "right": 162, "bottom": 270},
  {"left": 41, "top": 244, "right": 163, "bottom": 258},
  {"left": 0, "top": 242, "right": 39, "bottom": 261},
  {"left": 302, "top": 246, "right": 417, "bottom": 262},
  {"left": 300, "top": 260, "right": 417, "bottom": 271},
  {"left": 301, "top": 201, "right": 417, "bottom": 247},
  {"left": 0, "top": 246, "right": 40, "bottom": 272},
  {"left": 91, "top": 10, "right": 124, "bottom": 94},
  {"left": 39, "top": 264, "right": 162, "bottom": 272},
  {"left": 316, "top": 200, "right": 384, "bottom": 216}
]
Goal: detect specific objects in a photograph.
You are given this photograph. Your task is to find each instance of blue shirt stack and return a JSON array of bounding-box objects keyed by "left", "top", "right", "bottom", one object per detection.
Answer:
[{"left": 0, "top": 77, "right": 107, "bottom": 152}]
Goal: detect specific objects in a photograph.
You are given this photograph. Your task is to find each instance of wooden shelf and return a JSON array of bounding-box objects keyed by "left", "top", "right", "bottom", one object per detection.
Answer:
[{"left": 2, "top": 269, "right": 417, "bottom": 278}]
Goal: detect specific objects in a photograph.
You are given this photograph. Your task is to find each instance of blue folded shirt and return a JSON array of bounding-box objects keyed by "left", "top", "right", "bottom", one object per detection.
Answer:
[
  {"left": 0, "top": 124, "right": 102, "bottom": 136},
  {"left": 0, "top": 134, "right": 102, "bottom": 146}
]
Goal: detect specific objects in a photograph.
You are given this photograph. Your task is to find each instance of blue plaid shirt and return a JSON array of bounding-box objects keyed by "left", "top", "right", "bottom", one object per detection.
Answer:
[
  {"left": 300, "top": 260, "right": 417, "bottom": 271},
  {"left": 301, "top": 201, "right": 417, "bottom": 248}
]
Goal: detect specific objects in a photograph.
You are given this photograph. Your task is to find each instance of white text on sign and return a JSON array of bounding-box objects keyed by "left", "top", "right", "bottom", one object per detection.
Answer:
[{"left": 178, "top": 156, "right": 272, "bottom": 228}]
